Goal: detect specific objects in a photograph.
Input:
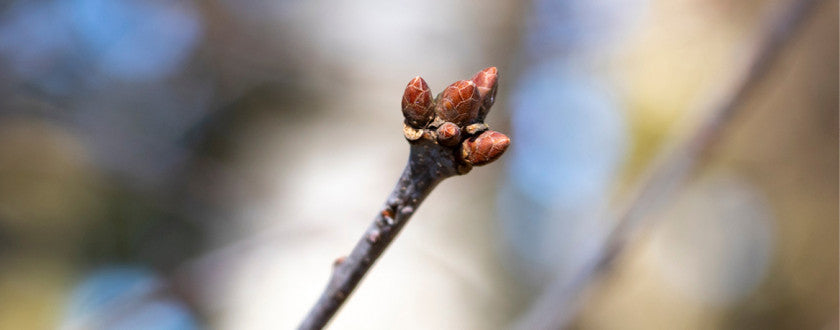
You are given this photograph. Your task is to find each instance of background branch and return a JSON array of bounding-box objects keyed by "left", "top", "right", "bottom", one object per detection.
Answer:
[{"left": 515, "top": 0, "right": 824, "bottom": 328}]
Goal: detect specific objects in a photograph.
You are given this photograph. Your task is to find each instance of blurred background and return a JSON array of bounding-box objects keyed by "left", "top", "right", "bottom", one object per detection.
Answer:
[{"left": 0, "top": 0, "right": 836, "bottom": 329}]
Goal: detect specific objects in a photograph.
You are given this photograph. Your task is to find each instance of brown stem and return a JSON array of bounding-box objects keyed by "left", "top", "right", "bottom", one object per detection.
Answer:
[
  {"left": 299, "top": 138, "right": 460, "bottom": 330},
  {"left": 515, "top": 0, "right": 823, "bottom": 328}
]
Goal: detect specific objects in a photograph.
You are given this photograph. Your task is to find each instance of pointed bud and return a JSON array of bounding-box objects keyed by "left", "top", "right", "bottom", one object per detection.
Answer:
[
  {"left": 460, "top": 130, "right": 510, "bottom": 166},
  {"left": 402, "top": 76, "right": 434, "bottom": 127},
  {"left": 471, "top": 67, "right": 498, "bottom": 120},
  {"left": 436, "top": 122, "right": 461, "bottom": 147},
  {"left": 435, "top": 80, "right": 480, "bottom": 126}
]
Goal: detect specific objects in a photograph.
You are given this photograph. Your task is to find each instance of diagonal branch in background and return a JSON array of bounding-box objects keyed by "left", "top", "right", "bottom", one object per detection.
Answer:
[
  {"left": 299, "top": 68, "right": 510, "bottom": 330},
  {"left": 515, "top": 0, "right": 824, "bottom": 328}
]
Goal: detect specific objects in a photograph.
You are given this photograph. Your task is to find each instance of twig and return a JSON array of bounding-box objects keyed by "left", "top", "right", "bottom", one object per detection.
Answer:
[
  {"left": 299, "top": 69, "right": 510, "bottom": 329},
  {"left": 515, "top": 0, "right": 823, "bottom": 328}
]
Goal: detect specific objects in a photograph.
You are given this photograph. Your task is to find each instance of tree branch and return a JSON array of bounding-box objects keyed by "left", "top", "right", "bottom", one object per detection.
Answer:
[
  {"left": 299, "top": 68, "right": 509, "bottom": 329},
  {"left": 298, "top": 139, "right": 455, "bottom": 330},
  {"left": 515, "top": 0, "right": 824, "bottom": 328}
]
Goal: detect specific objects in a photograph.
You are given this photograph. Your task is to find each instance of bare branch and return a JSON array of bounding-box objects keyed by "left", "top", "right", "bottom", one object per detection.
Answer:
[{"left": 515, "top": 0, "right": 824, "bottom": 328}]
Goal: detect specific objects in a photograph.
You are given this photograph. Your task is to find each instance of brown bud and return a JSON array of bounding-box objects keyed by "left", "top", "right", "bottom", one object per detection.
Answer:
[
  {"left": 401, "top": 76, "right": 434, "bottom": 127},
  {"left": 435, "top": 80, "right": 480, "bottom": 126},
  {"left": 436, "top": 122, "right": 461, "bottom": 147},
  {"left": 471, "top": 67, "right": 498, "bottom": 120},
  {"left": 460, "top": 130, "right": 510, "bottom": 166}
]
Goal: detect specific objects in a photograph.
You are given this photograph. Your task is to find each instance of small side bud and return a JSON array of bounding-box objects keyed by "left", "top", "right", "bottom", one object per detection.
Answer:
[
  {"left": 403, "top": 122, "right": 424, "bottom": 141},
  {"left": 460, "top": 130, "right": 510, "bottom": 166},
  {"left": 471, "top": 67, "right": 498, "bottom": 120},
  {"left": 435, "top": 80, "right": 480, "bottom": 126},
  {"left": 464, "top": 123, "right": 488, "bottom": 135},
  {"left": 333, "top": 256, "right": 347, "bottom": 268},
  {"left": 402, "top": 76, "right": 434, "bottom": 127},
  {"left": 436, "top": 122, "right": 461, "bottom": 147}
]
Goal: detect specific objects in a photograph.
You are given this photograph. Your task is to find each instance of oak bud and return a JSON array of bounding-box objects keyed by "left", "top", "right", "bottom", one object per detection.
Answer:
[
  {"left": 401, "top": 76, "right": 434, "bottom": 127},
  {"left": 460, "top": 130, "right": 510, "bottom": 166},
  {"left": 435, "top": 80, "right": 480, "bottom": 126},
  {"left": 436, "top": 122, "right": 461, "bottom": 147},
  {"left": 471, "top": 67, "right": 498, "bottom": 120}
]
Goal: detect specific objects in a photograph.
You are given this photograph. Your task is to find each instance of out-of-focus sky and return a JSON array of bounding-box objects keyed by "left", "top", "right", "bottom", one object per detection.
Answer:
[{"left": 0, "top": 0, "right": 836, "bottom": 329}]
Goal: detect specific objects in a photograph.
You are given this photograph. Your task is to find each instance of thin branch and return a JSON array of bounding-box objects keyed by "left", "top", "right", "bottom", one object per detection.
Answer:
[
  {"left": 515, "top": 0, "right": 824, "bottom": 328},
  {"left": 299, "top": 69, "right": 509, "bottom": 329},
  {"left": 299, "top": 139, "right": 456, "bottom": 330}
]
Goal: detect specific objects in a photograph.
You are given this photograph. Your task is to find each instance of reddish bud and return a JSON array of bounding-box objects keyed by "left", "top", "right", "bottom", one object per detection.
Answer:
[
  {"left": 435, "top": 80, "right": 480, "bottom": 126},
  {"left": 402, "top": 76, "right": 434, "bottom": 127},
  {"left": 471, "top": 67, "right": 498, "bottom": 119},
  {"left": 460, "top": 130, "right": 510, "bottom": 166},
  {"left": 436, "top": 122, "right": 461, "bottom": 147}
]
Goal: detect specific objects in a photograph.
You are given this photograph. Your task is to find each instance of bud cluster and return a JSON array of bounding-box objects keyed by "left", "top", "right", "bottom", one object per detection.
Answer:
[{"left": 400, "top": 67, "right": 509, "bottom": 169}]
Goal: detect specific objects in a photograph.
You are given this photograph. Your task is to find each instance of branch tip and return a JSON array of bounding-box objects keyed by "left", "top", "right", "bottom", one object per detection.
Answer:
[{"left": 300, "top": 67, "right": 510, "bottom": 330}]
